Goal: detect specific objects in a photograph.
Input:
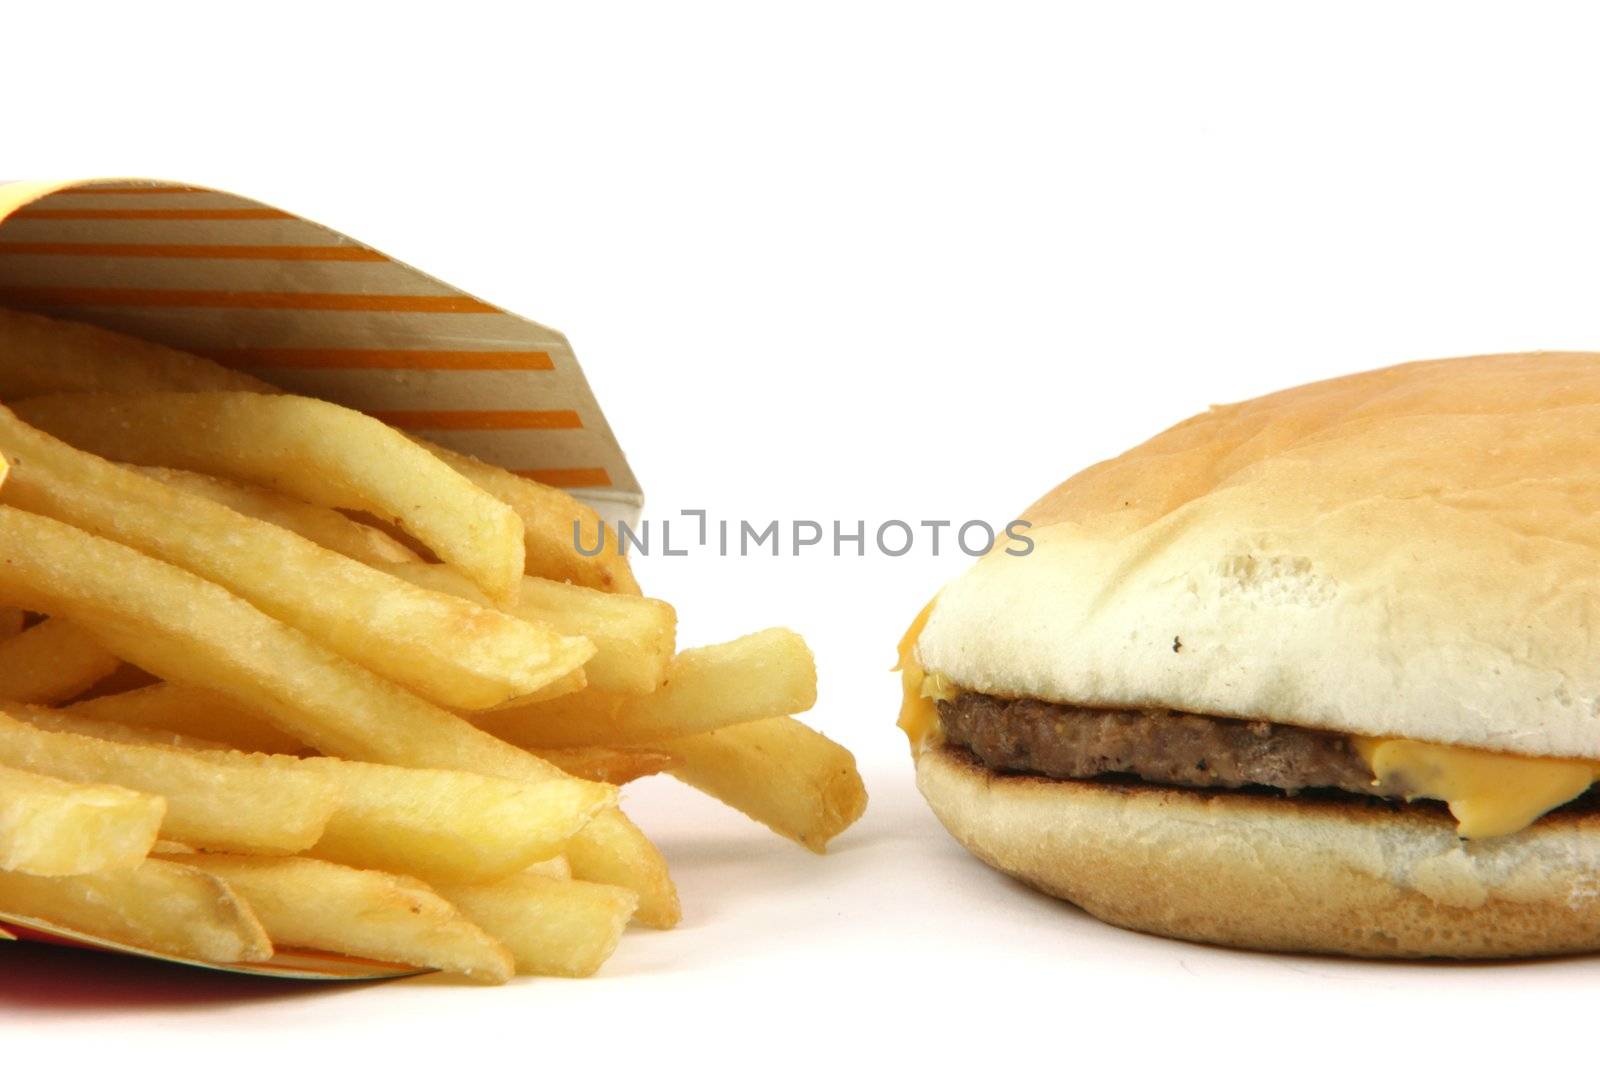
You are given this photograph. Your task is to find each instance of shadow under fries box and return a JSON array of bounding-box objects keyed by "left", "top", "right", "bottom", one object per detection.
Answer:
[{"left": 0, "top": 176, "right": 645, "bottom": 979}]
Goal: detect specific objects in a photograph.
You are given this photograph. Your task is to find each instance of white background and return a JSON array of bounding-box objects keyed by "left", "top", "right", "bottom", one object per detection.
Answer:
[{"left": 6, "top": 1, "right": 1600, "bottom": 1059}]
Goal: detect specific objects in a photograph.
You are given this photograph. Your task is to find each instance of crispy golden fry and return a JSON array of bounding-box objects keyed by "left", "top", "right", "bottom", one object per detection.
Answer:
[
  {"left": 526, "top": 855, "right": 572, "bottom": 879},
  {"left": 658, "top": 717, "right": 867, "bottom": 854},
  {"left": 131, "top": 465, "right": 420, "bottom": 566},
  {"left": 0, "top": 508, "right": 678, "bottom": 925},
  {"left": 0, "top": 707, "right": 336, "bottom": 854},
  {"left": 0, "top": 764, "right": 164, "bottom": 876},
  {"left": 562, "top": 814, "right": 678, "bottom": 927},
  {"left": 0, "top": 618, "right": 121, "bottom": 705},
  {"left": 384, "top": 563, "right": 675, "bottom": 696},
  {"left": 12, "top": 391, "right": 527, "bottom": 606},
  {"left": 295, "top": 758, "right": 612, "bottom": 884},
  {"left": 0, "top": 408, "right": 590, "bottom": 709},
  {"left": 0, "top": 308, "right": 272, "bottom": 399},
  {"left": 12, "top": 704, "right": 233, "bottom": 750},
  {"left": 490, "top": 668, "right": 589, "bottom": 709},
  {"left": 0, "top": 608, "right": 24, "bottom": 641},
  {"left": 532, "top": 746, "right": 680, "bottom": 785},
  {"left": 0, "top": 858, "right": 272, "bottom": 963},
  {"left": 414, "top": 440, "right": 640, "bottom": 594},
  {"left": 177, "top": 854, "right": 513, "bottom": 983},
  {"left": 482, "top": 629, "right": 817, "bottom": 750},
  {"left": 435, "top": 873, "right": 636, "bottom": 977},
  {"left": 19, "top": 700, "right": 612, "bottom": 885},
  {"left": 67, "top": 684, "right": 304, "bottom": 754}
]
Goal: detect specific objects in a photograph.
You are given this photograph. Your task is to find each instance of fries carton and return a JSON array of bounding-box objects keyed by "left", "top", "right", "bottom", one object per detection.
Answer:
[
  {"left": 0, "top": 178, "right": 641, "bottom": 522},
  {"left": 0, "top": 177, "right": 644, "bottom": 979}
]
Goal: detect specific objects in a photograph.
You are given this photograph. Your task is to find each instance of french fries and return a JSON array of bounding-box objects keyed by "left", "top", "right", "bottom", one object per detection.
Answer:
[
  {"left": 416, "top": 440, "right": 641, "bottom": 595},
  {"left": 0, "top": 310, "right": 865, "bottom": 981},
  {"left": 0, "top": 607, "right": 24, "bottom": 640},
  {"left": 65, "top": 684, "right": 304, "bottom": 754},
  {"left": 0, "top": 407, "right": 592, "bottom": 709},
  {"left": 479, "top": 629, "right": 816, "bottom": 747},
  {"left": 384, "top": 562, "right": 675, "bottom": 696},
  {"left": 0, "top": 708, "right": 337, "bottom": 854},
  {"left": 0, "top": 618, "right": 121, "bottom": 704},
  {"left": 0, "top": 858, "right": 272, "bottom": 964},
  {"left": 0, "top": 307, "right": 272, "bottom": 399},
  {"left": 14, "top": 705, "right": 615, "bottom": 883},
  {"left": 131, "top": 466, "right": 420, "bottom": 567},
  {"left": 657, "top": 717, "right": 868, "bottom": 854},
  {"left": 12, "top": 391, "right": 528, "bottom": 606},
  {"left": 10, "top": 704, "right": 234, "bottom": 750},
  {"left": 0, "top": 507, "right": 677, "bottom": 924},
  {"left": 300, "top": 758, "right": 614, "bottom": 884},
  {"left": 0, "top": 764, "right": 164, "bottom": 876},
  {"left": 435, "top": 873, "right": 637, "bottom": 977},
  {"left": 176, "top": 854, "right": 513, "bottom": 982},
  {"left": 532, "top": 746, "right": 680, "bottom": 785}
]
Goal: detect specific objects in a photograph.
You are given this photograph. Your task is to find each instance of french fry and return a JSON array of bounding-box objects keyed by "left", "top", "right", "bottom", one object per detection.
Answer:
[
  {"left": 0, "top": 307, "right": 272, "bottom": 399},
  {"left": 0, "top": 313, "right": 863, "bottom": 965},
  {"left": 0, "top": 618, "right": 121, "bottom": 705},
  {"left": 12, "top": 704, "right": 233, "bottom": 750},
  {"left": 0, "top": 407, "right": 591, "bottom": 709},
  {"left": 362, "top": 775, "right": 605, "bottom": 882},
  {"left": 67, "top": 684, "right": 304, "bottom": 754},
  {"left": 383, "top": 562, "right": 674, "bottom": 696},
  {"left": 12, "top": 391, "right": 527, "bottom": 606},
  {"left": 0, "top": 764, "right": 164, "bottom": 876},
  {"left": 532, "top": 746, "right": 680, "bottom": 785},
  {"left": 658, "top": 717, "right": 867, "bottom": 854},
  {"left": 0, "top": 858, "right": 272, "bottom": 964},
  {"left": 0, "top": 707, "right": 336, "bottom": 854},
  {"left": 0, "top": 607, "right": 25, "bottom": 640},
  {"left": 481, "top": 629, "right": 817, "bottom": 749},
  {"left": 301, "top": 759, "right": 613, "bottom": 884},
  {"left": 490, "top": 668, "right": 590, "bottom": 709},
  {"left": 527, "top": 855, "right": 573, "bottom": 879},
  {"left": 0, "top": 507, "right": 679, "bottom": 926},
  {"left": 435, "top": 873, "right": 637, "bottom": 977},
  {"left": 12, "top": 704, "right": 612, "bottom": 884},
  {"left": 562, "top": 814, "right": 679, "bottom": 926},
  {"left": 415, "top": 440, "right": 640, "bottom": 594},
  {"left": 131, "top": 465, "right": 420, "bottom": 566},
  {"left": 176, "top": 854, "right": 514, "bottom": 983}
]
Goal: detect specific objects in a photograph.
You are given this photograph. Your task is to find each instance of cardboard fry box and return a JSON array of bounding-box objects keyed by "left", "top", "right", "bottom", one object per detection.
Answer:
[{"left": 0, "top": 176, "right": 644, "bottom": 979}]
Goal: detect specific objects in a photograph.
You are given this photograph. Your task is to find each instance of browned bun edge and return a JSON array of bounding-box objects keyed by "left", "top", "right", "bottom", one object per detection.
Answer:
[{"left": 918, "top": 740, "right": 1600, "bottom": 959}]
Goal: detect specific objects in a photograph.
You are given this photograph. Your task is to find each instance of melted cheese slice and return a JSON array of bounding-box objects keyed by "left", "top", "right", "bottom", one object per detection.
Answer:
[
  {"left": 1353, "top": 737, "right": 1600, "bottom": 838},
  {"left": 895, "top": 600, "right": 940, "bottom": 753}
]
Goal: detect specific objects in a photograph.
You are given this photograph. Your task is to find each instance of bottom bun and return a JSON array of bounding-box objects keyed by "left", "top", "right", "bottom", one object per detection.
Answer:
[{"left": 918, "top": 741, "right": 1600, "bottom": 958}]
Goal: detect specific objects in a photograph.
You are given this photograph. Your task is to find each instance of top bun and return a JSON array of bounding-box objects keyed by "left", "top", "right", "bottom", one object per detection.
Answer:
[{"left": 917, "top": 354, "right": 1600, "bottom": 760}]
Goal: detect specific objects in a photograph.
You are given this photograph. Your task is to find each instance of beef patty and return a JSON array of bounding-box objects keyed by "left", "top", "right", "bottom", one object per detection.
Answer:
[{"left": 937, "top": 691, "right": 1387, "bottom": 797}]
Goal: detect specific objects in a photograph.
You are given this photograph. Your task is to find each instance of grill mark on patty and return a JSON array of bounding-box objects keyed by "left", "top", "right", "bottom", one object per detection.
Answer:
[{"left": 937, "top": 692, "right": 1388, "bottom": 797}]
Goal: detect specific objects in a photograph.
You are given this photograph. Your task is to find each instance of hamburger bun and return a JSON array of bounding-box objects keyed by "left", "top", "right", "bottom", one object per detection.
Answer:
[
  {"left": 905, "top": 353, "right": 1600, "bottom": 957},
  {"left": 919, "top": 743, "right": 1600, "bottom": 958}
]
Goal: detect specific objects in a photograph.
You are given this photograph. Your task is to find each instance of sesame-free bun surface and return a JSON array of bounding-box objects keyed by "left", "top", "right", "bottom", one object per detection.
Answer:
[
  {"left": 919, "top": 742, "right": 1600, "bottom": 958},
  {"left": 917, "top": 354, "right": 1600, "bottom": 759}
]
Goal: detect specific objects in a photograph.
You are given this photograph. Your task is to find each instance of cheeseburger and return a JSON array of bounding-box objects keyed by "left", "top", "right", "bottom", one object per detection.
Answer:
[{"left": 900, "top": 354, "right": 1600, "bottom": 958}]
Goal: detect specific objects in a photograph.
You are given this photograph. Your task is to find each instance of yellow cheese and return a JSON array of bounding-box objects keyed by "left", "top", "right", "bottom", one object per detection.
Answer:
[
  {"left": 1354, "top": 736, "right": 1600, "bottom": 838},
  {"left": 896, "top": 600, "right": 942, "bottom": 753}
]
